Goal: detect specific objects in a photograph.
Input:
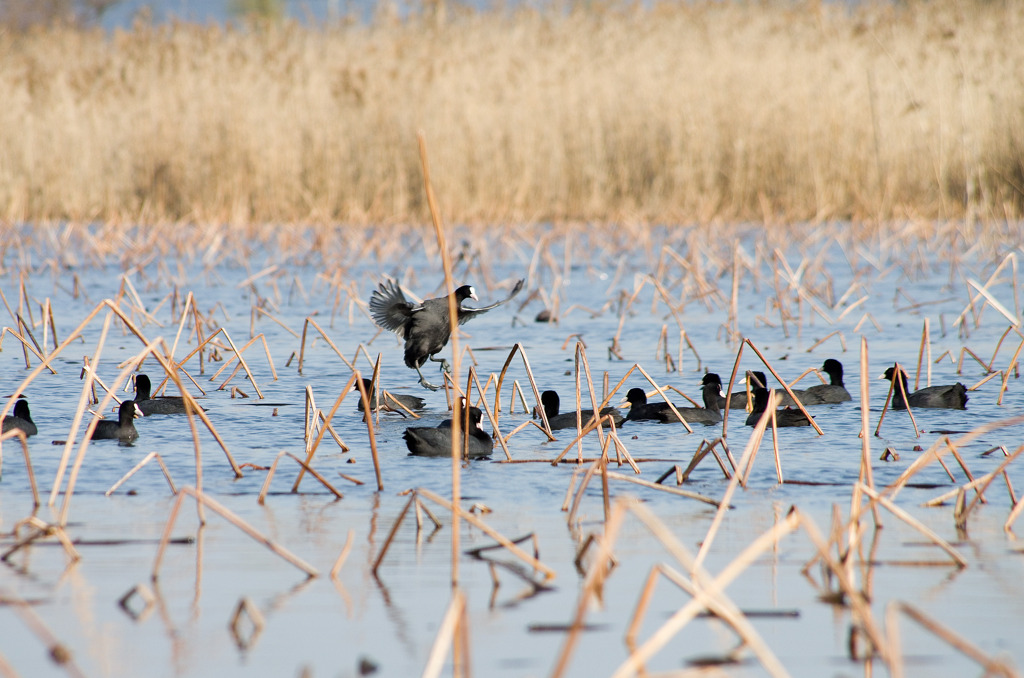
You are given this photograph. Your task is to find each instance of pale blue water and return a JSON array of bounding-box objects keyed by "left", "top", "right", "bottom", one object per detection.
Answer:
[{"left": 1, "top": 221, "right": 1023, "bottom": 677}]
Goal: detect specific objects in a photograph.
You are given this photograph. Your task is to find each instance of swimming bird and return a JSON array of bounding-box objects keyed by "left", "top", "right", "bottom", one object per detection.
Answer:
[
  {"left": 624, "top": 387, "right": 681, "bottom": 422},
  {"left": 2, "top": 399, "right": 37, "bottom": 437},
  {"left": 776, "top": 359, "right": 852, "bottom": 406},
  {"left": 653, "top": 373, "right": 724, "bottom": 425},
  {"left": 880, "top": 366, "right": 967, "bottom": 409},
  {"left": 803, "top": 359, "right": 852, "bottom": 404},
  {"left": 536, "top": 390, "right": 624, "bottom": 430},
  {"left": 88, "top": 400, "right": 144, "bottom": 442},
  {"left": 403, "top": 403, "right": 492, "bottom": 459},
  {"left": 369, "top": 278, "right": 525, "bottom": 390},
  {"left": 134, "top": 374, "right": 203, "bottom": 415},
  {"left": 354, "top": 378, "right": 426, "bottom": 413},
  {"left": 745, "top": 386, "right": 812, "bottom": 427}
]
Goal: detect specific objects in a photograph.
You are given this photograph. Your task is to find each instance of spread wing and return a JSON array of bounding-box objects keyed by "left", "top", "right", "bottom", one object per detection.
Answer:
[
  {"left": 369, "top": 279, "right": 418, "bottom": 336},
  {"left": 457, "top": 279, "right": 525, "bottom": 325}
]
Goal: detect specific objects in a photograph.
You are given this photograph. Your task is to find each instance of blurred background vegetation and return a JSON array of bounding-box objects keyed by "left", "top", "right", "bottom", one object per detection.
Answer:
[{"left": 0, "top": 0, "right": 1021, "bottom": 226}]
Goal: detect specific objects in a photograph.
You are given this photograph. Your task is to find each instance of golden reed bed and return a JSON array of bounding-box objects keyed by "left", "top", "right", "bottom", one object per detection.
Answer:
[{"left": 0, "top": 0, "right": 1022, "bottom": 226}]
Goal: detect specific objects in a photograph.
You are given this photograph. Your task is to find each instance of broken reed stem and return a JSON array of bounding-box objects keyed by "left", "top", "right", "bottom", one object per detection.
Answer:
[
  {"left": 105, "top": 451, "right": 176, "bottom": 496},
  {"left": 0, "top": 429, "right": 40, "bottom": 507},
  {"left": 330, "top": 528, "right": 355, "bottom": 579},
  {"left": 614, "top": 502, "right": 800, "bottom": 678},
  {"left": 855, "top": 484, "right": 966, "bottom": 568},
  {"left": 601, "top": 470, "right": 719, "bottom": 506},
  {"left": 887, "top": 601, "right": 1018, "bottom": 678},
  {"left": 152, "top": 486, "right": 318, "bottom": 580},
  {"left": 694, "top": 395, "right": 774, "bottom": 571},
  {"left": 422, "top": 589, "right": 469, "bottom": 678},
  {"left": 418, "top": 132, "right": 463, "bottom": 591}
]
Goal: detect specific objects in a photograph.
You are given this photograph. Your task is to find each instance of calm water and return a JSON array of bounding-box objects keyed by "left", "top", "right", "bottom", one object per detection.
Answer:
[{"left": 2, "top": 221, "right": 1023, "bottom": 677}]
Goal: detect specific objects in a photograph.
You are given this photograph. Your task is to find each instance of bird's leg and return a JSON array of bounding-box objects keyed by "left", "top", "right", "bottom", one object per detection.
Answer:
[
  {"left": 429, "top": 354, "right": 452, "bottom": 374},
  {"left": 415, "top": 365, "right": 442, "bottom": 391}
]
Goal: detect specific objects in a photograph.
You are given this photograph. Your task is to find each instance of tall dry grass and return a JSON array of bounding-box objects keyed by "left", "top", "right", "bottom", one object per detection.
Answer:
[{"left": 0, "top": 0, "right": 1022, "bottom": 225}]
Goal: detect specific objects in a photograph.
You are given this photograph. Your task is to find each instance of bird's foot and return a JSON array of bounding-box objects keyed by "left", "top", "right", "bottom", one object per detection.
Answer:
[{"left": 415, "top": 366, "right": 442, "bottom": 391}]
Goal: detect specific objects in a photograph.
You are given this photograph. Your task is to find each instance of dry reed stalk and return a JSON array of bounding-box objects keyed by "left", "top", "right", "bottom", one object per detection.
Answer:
[
  {"left": 5, "top": 590, "right": 88, "bottom": 678},
  {"left": 884, "top": 410, "right": 1024, "bottom": 501},
  {"left": 885, "top": 601, "right": 1019, "bottom": 678},
  {"left": 743, "top": 339, "right": 822, "bottom": 435},
  {"left": 550, "top": 498, "right": 628, "bottom": 678},
  {"left": 956, "top": 346, "right": 990, "bottom": 374},
  {"left": 601, "top": 470, "right": 719, "bottom": 506},
  {"left": 48, "top": 310, "right": 115, "bottom": 507},
  {"left": 852, "top": 337, "right": 881, "bottom": 534},
  {"left": 0, "top": 429, "right": 39, "bottom": 507},
  {"left": 914, "top": 318, "right": 930, "bottom": 390},
  {"left": 736, "top": 390, "right": 778, "bottom": 487},
  {"left": 677, "top": 439, "right": 732, "bottom": 482},
  {"left": 330, "top": 529, "right": 356, "bottom": 579},
  {"left": 835, "top": 296, "right": 867, "bottom": 322},
  {"left": 0, "top": 326, "right": 53, "bottom": 373},
  {"left": 2, "top": 515, "right": 80, "bottom": 563},
  {"left": 616, "top": 502, "right": 800, "bottom": 678},
  {"left": 461, "top": 367, "right": 509, "bottom": 460},
  {"left": 152, "top": 486, "right": 318, "bottom": 580},
  {"left": 418, "top": 132, "right": 465, "bottom": 590},
  {"left": 105, "top": 452, "right": 176, "bottom": 496},
  {"left": 794, "top": 510, "right": 891, "bottom": 665},
  {"left": 854, "top": 484, "right": 966, "bottom": 568},
  {"left": 421, "top": 589, "right": 468, "bottom": 678},
  {"left": 997, "top": 337, "right": 1024, "bottom": 405},
  {"left": 414, "top": 488, "right": 557, "bottom": 581},
  {"left": 205, "top": 329, "right": 268, "bottom": 397},
  {"left": 967, "top": 369, "right": 1002, "bottom": 390},
  {"left": 874, "top": 361, "right": 920, "bottom": 438},
  {"left": 297, "top": 317, "right": 356, "bottom": 373},
  {"left": 494, "top": 342, "right": 549, "bottom": 433},
  {"left": 693, "top": 397, "right": 774, "bottom": 571},
  {"left": 966, "top": 278, "right": 1019, "bottom": 327},
  {"left": 571, "top": 341, "right": 613, "bottom": 459},
  {"left": 229, "top": 597, "right": 266, "bottom": 650}
]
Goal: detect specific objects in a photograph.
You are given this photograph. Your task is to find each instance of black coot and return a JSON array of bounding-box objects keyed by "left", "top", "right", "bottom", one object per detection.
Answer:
[
  {"left": 624, "top": 387, "right": 680, "bottom": 421},
  {"left": 776, "top": 359, "right": 852, "bottom": 406},
  {"left": 135, "top": 374, "right": 202, "bottom": 415},
  {"left": 650, "top": 374, "right": 724, "bottom": 425},
  {"left": 88, "top": 400, "right": 144, "bottom": 442},
  {"left": 880, "top": 366, "right": 967, "bottom": 409},
  {"left": 404, "top": 403, "right": 492, "bottom": 459},
  {"left": 369, "top": 279, "right": 524, "bottom": 390},
  {"left": 3, "top": 399, "right": 37, "bottom": 437},
  {"left": 803, "top": 359, "right": 852, "bottom": 404},
  {"left": 537, "top": 390, "right": 624, "bottom": 430},
  {"left": 354, "top": 379, "right": 426, "bottom": 413},
  {"left": 745, "top": 386, "right": 812, "bottom": 427}
]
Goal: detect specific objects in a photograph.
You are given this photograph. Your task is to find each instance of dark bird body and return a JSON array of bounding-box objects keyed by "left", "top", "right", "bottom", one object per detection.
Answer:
[
  {"left": 134, "top": 374, "right": 203, "bottom": 415},
  {"left": 354, "top": 379, "right": 426, "bottom": 413},
  {"left": 881, "top": 366, "right": 967, "bottom": 409},
  {"left": 624, "top": 387, "right": 678, "bottom": 422},
  {"left": 777, "top": 359, "right": 852, "bottom": 406},
  {"left": 370, "top": 279, "right": 524, "bottom": 390},
  {"left": 644, "top": 374, "right": 724, "bottom": 425},
  {"left": 403, "top": 405, "right": 492, "bottom": 459},
  {"left": 3, "top": 399, "right": 37, "bottom": 437},
  {"left": 88, "top": 400, "right": 144, "bottom": 442},
  {"left": 745, "top": 387, "right": 812, "bottom": 427},
  {"left": 537, "top": 390, "right": 624, "bottom": 430}
]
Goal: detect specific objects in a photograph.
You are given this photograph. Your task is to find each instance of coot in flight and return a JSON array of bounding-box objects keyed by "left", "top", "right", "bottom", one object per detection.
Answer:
[{"left": 370, "top": 279, "right": 524, "bottom": 390}]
